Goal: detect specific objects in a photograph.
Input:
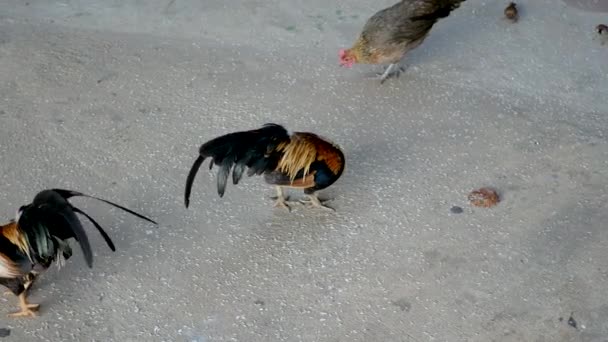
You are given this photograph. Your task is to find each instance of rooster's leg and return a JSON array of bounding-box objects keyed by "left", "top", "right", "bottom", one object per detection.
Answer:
[
  {"left": 300, "top": 193, "right": 335, "bottom": 211},
  {"left": 271, "top": 186, "right": 291, "bottom": 212},
  {"left": 23, "top": 273, "right": 37, "bottom": 292},
  {"left": 8, "top": 293, "right": 40, "bottom": 318},
  {"left": 5, "top": 273, "right": 37, "bottom": 296}
]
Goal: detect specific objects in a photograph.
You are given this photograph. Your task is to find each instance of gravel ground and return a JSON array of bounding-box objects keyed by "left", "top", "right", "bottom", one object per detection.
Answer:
[{"left": 0, "top": 0, "right": 607, "bottom": 341}]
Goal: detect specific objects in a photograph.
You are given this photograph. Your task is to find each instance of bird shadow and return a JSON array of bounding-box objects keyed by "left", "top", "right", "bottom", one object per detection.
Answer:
[
  {"left": 395, "top": 3, "right": 497, "bottom": 74},
  {"left": 328, "top": 139, "right": 410, "bottom": 212}
]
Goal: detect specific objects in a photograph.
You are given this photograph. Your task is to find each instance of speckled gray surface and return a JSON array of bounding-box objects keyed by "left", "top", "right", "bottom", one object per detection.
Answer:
[{"left": 1, "top": 0, "right": 607, "bottom": 341}]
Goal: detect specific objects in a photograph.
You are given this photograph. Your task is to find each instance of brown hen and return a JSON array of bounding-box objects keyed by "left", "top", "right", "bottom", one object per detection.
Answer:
[{"left": 340, "top": 0, "right": 467, "bottom": 83}]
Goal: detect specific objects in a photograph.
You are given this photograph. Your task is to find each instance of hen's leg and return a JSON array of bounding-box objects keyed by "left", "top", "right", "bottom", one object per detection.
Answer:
[
  {"left": 270, "top": 186, "right": 291, "bottom": 212},
  {"left": 300, "top": 192, "right": 335, "bottom": 211},
  {"left": 8, "top": 293, "right": 39, "bottom": 318},
  {"left": 377, "top": 63, "right": 407, "bottom": 84}
]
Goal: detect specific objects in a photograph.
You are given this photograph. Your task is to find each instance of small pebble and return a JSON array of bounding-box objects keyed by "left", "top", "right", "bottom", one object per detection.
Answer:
[
  {"left": 468, "top": 188, "right": 500, "bottom": 208},
  {"left": 450, "top": 206, "right": 464, "bottom": 214},
  {"left": 0, "top": 328, "right": 10, "bottom": 338},
  {"left": 504, "top": 2, "right": 519, "bottom": 22},
  {"left": 568, "top": 314, "right": 577, "bottom": 329}
]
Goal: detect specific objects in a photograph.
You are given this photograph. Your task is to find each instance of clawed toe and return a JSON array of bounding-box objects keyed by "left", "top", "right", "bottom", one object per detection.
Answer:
[
  {"left": 9, "top": 305, "right": 39, "bottom": 318},
  {"left": 379, "top": 71, "right": 402, "bottom": 84},
  {"left": 9, "top": 309, "right": 37, "bottom": 318},
  {"left": 376, "top": 64, "right": 407, "bottom": 84},
  {"left": 273, "top": 199, "right": 291, "bottom": 212},
  {"left": 270, "top": 195, "right": 290, "bottom": 201},
  {"left": 300, "top": 197, "right": 335, "bottom": 211}
]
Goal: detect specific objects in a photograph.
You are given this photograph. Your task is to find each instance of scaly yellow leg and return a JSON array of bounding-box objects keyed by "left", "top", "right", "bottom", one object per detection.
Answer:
[
  {"left": 8, "top": 293, "right": 40, "bottom": 318},
  {"left": 271, "top": 186, "right": 291, "bottom": 212}
]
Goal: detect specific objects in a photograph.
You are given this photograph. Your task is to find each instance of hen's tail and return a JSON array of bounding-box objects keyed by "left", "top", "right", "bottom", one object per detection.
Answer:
[
  {"left": 184, "top": 123, "right": 290, "bottom": 207},
  {"left": 410, "top": 0, "right": 466, "bottom": 21}
]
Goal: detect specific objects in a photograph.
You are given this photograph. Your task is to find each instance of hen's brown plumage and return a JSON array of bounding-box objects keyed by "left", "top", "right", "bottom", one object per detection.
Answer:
[
  {"left": 184, "top": 124, "right": 345, "bottom": 211},
  {"left": 340, "top": 0, "right": 467, "bottom": 83}
]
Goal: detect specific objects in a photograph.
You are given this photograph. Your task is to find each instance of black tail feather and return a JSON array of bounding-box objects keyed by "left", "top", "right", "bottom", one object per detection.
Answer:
[
  {"left": 411, "top": 0, "right": 465, "bottom": 21},
  {"left": 51, "top": 188, "right": 157, "bottom": 225},
  {"left": 18, "top": 190, "right": 94, "bottom": 268},
  {"left": 72, "top": 207, "right": 116, "bottom": 252},
  {"left": 185, "top": 155, "right": 206, "bottom": 208},
  {"left": 58, "top": 205, "right": 94, "bottom": 268}
]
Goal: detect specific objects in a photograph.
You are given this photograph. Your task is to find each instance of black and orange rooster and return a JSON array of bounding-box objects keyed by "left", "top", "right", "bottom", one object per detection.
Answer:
[
  {"left": 184, "top": 123, "right": 345, "bottom": 211},
  {"left": 0, "top": 188, "right": 156, "bottom": 317}
]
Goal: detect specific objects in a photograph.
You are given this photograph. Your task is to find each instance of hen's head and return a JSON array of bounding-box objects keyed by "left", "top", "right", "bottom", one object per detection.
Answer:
[{"left": 339, "top": 49, "right": 356, "bottom": 68}]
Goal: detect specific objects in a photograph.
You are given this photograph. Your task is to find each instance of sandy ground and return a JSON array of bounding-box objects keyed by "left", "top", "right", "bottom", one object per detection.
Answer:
[{"left": 1, "top": 0, "right": 607, "bottom": 341}]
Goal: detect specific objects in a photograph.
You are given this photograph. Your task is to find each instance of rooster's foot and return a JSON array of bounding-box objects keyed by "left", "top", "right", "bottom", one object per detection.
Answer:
[
  {"left": 8, "top": 305, "right": 39, "bottom": 318},
  {"left": 8, "top": 294, "right": 40, "bottom": 318},
  {"left": 273, "top": 198, "right": 291, "bottom": 212},
  {"left": 300, "top": 194, "right": 335, "bottom": 211},
  {"left": 271, "top": 187, "right": 291, "bottom": 212}
]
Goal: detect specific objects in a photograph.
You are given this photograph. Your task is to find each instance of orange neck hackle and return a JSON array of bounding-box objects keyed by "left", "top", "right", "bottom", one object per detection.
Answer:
[
  {"left": 1, "top": 220, "right": 31, "bottom": 258},
  {"left": 276, "top": 134, "right": 318, "bottom": 182}
]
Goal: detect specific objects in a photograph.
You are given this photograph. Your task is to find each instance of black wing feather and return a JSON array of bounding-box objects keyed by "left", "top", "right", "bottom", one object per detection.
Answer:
[
  {"left": 217, "top": 159, "right": 233, "bottom": 197},
  {"left": 184, "top": 123, "right": 290, "bottom": 206},
  {"left": 232, "top": 163, "right": 246, "bottom": 185}
]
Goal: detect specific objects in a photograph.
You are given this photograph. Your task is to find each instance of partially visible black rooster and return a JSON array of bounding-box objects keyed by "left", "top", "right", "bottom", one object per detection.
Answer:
[
  {"left": 0, "top": 189, "right": 156, "bottom": 317},
  {"left": 185, "top": 123, "right": 345, "bottom": 211}
]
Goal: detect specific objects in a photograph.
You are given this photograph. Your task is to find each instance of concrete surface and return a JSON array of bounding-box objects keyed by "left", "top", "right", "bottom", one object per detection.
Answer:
[{"left": 1, "top": 0, "right": 607, "bottom": 341}]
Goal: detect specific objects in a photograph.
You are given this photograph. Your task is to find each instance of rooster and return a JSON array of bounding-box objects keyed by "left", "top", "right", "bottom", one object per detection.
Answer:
[
  {"left": 339, "top": 0, "right": 467, "bottom": 83},
  {"left": 184, "top": 123, "right": 345, "bottom": 211},
  {"left": 0, "top": 189, "right": 156, "bottom": 317}
]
